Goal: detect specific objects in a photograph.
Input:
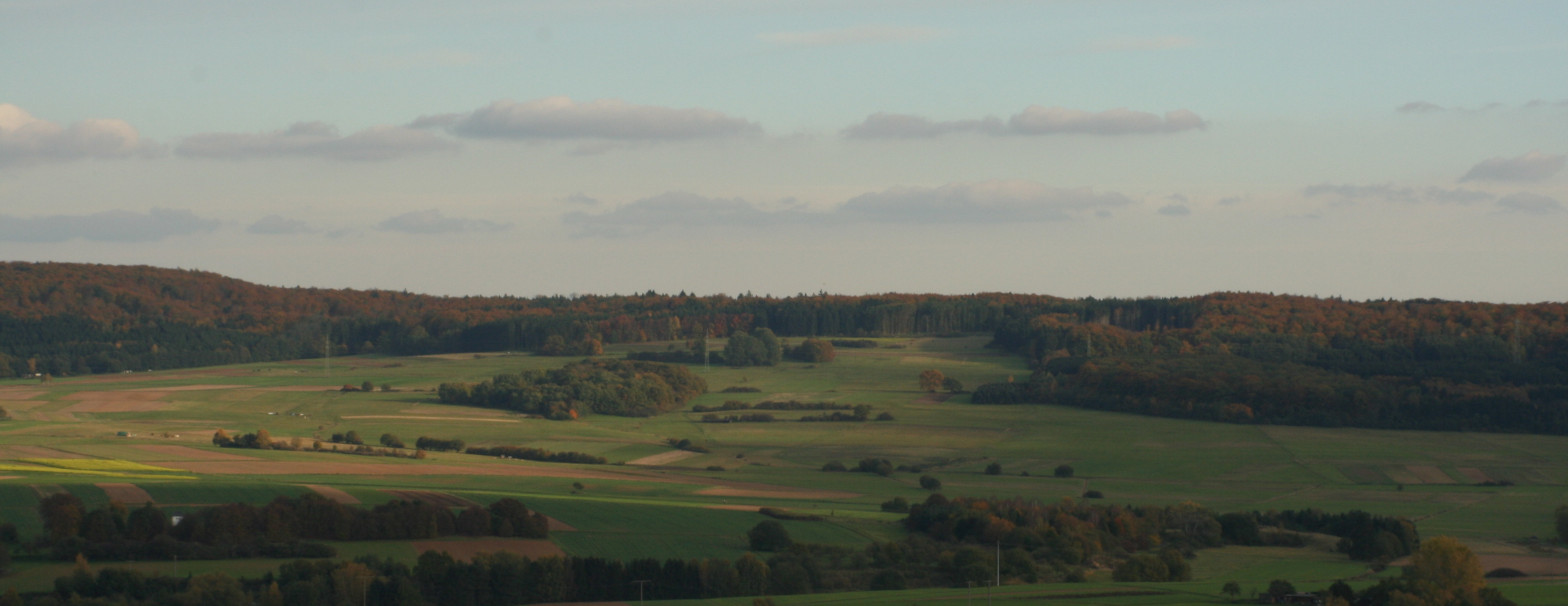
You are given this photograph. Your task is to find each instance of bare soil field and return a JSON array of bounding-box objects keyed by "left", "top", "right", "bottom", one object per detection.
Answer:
[
  {"left": 0, "top": 389, "right": 43, "bottom": 400},
  {"left": 303, "top": 484, "right": 361, "bottom": 504},
  {"left": 413, "top": 538, "right": 565, "bottom": 561},
  {"left": 383, "top": 490, "right": 476, "bottom": 507},
  {"left": 544, "top": 516, "right": 577, "bottom": 532},
  {"left": 131, "top": 445, "right": 261, "bottom": 461},
  {"left": 625, "top": 450, "right": 701, "bottom": 466},
  {"left": 1407, "top": 465, "right": 1456, "bottom": 484},
  {"left": 704, "top": 504, "right": 764, "bottom": 511},
  {"left": 96, "top": 483, "right": 154, "bottom": 504},
  {"left": 254, "top": 386, "right": 339, "bottom": 392},
  {"left": 1457, "top": 467, "right": 1493, "bottom": 483},
  {"left": 1383, "top": 467, "right": 1423, "bottom": 485}
]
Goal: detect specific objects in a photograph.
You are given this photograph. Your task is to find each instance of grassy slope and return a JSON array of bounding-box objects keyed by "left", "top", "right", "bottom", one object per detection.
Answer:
[{"left": 2, "top": 336, "right": 1566, "bottom": 602}]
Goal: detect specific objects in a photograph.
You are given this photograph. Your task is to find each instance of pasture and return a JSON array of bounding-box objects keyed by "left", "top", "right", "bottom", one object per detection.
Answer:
[{"left": 2, "top": 336, "right": 1566, "bottom": 603}]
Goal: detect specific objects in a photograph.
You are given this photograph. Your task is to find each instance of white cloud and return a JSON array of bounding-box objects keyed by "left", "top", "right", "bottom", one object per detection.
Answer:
[
  {"left": 758, "top": 25, "right": 942, "bottom": 48},
  {"left": 0, "top": 208, "right": 218, "bottom": 242},
  {"left": 177, "top": 122, "right": 457, "bottom": 161},
  {"left": 423, "top": 97, "right": 761, "bottom": 141},
  {"left": 1460, "top": 150, "right": 1565, "bottom": 182},
  {"left": 843, "top": 106, "right": 1205, "bottom": 139},
  {"left": 0, "top": 103, "right": 157, "bottom": 167},
  {"left": 376, "top": 210, "right": 510, "bottom": 234},
  {"left": 247, "top": 215, "right": 315, "bottom": 235},
  {"left": 565, "top": 181, "right": 1136, "bottom": 237},
  {"left": 1495, "top": 193, "right": 1564, "bottom": 214}
]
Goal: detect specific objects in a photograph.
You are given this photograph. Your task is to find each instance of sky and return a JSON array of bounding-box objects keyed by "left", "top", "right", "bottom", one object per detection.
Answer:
[{"left": 2, "top": 0, "right": 1566, "bottom": 303}]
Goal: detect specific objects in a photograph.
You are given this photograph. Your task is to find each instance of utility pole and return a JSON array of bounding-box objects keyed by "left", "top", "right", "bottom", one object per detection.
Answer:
[
  {"left": 632, "top": 580, "right": 651, "bottom": 604},
  {"left": 996, "top": 540, "right": 1001, "bottom": 588}
]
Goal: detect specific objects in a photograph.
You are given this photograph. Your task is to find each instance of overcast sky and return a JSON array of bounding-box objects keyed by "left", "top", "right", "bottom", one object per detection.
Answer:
[{"left": 3, "top": 1, "right": 1566, "bottom": 302}]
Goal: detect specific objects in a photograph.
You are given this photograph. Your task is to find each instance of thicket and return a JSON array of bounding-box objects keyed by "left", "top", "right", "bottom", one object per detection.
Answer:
[
  {"left": 465, "top": 445, "right": 606, "bottom": 464},
  {"left": 437, "top": 359, "right": 706, "bottom": 419}
]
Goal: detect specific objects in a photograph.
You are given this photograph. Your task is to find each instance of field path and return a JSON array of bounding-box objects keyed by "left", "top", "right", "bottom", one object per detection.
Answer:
[{"left": 625, "top": 450, "right": 700, "bottom": 466}]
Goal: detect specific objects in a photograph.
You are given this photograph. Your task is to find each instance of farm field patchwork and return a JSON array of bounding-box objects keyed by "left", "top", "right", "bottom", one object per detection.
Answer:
[{"left": 2, "top": 336, "right": 1566, "bottom": 604}]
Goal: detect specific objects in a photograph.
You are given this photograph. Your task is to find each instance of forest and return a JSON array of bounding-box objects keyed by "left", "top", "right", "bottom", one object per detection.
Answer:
[{"left": 6, "top": 262, "right": 1568, "bottom": 434}]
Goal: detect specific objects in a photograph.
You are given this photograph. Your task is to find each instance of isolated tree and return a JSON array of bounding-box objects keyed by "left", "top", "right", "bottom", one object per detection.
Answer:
[
  {"left": 380, "top": 433, "right": 404, "bottom": 449},
  {"left": 1394, "top": 536, "right": 1487, "bottom": 606},
  {"left": 344, "top": 430, "right": 363, "bottom": 445},
  {"left": 1267, "top": 580, "right": 1296, "bottom": 601},
  {"left": 984, "top": 462, "right": 1002, "bottom": 475},
  {"left": 790, "top": 338, "right": 837, "bottom": 363},
  {"left": 1221, "top": 581, "right": 1241, "bottom": 600},
  {"left": 1054, "top": 464, "right": 1075, "bottom": 478},
  {"left": 918, "top": 369, "right": 945, "bottom": 392},
  {"left": 747, "top": 520, "right": 792, "bottom": 551},
  {"left": 919, "top": 475, "right": 942, "bottom": 490},
  {"left": 942, "top": 377, "right": 964, "bottom": 393}
]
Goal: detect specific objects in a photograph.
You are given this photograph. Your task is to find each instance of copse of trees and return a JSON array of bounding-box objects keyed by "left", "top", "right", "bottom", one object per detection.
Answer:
[
  {"left": 724, "top": 327, "right": 783, "bottom": 367},
  {"left": 788, "top": 337, "right": 836, "bottom": 363},
  {"left": 438, "top": 359, "right": 707, "bottom": 419},
  {"left": 466, "top": 445, "right": 607, "bottom": 464}
]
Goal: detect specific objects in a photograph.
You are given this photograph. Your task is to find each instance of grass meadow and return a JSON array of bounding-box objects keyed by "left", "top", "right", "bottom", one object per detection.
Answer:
[{"left": 2, "top": 336, "right": 1566, "bottom": 603}]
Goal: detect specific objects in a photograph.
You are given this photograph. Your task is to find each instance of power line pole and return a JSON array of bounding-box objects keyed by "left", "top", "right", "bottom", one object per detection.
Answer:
[{"left": 632, "top": 580, "right": 651, "bottom": 604}]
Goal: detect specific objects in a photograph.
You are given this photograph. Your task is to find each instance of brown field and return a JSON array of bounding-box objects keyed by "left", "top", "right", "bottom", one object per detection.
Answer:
[
  {"left": 62, "top": 390, "right": 171, "bottom": 413},
  {"left": 544, "top": 516, "right": 577, "bottom": 532},
  {"left": 131, "top": 445, "right": 261, "bottom": 461},
  {"left": 1477, "top": 554, "right": 1568, "bottom": 577},
  {"left": 2, "top": 445, "right": 88, "bottom": 458},
  {"left": 304, "top": 484, "right": 360, "bottom": 504},
  {"left": 0, "top": 389, "right": 43, "bottom": 400},
  {"left": 1383, "top": 467, "right": 1422, "bottom": 485},
  {"left": 625, "top": 450, "right": 701, "bottom": 466},
  {"left": 1407, "top": 465, "right": 1456, "bottom": 484},
  {"left": 0, "top": 476, "right": 18, "bottom": 481},
  {"left": 340, "top": 415, "right": 520, "bottom": 423},
  {"left": 704, "top": 504, "right": 764, "bottom": 511},
  {"left": 383, "top": 490, "right": 476, "bottom": 508},
  {"left": 696, "top": 486, "right": 860, "bottom": 500},
  {"left": 96, "top": 483, "right": 154, "bottom": 504},
  {"left": 1457, "top": 467, "right": 1493, "bottom": 483},
  {"left": 414, "top": 538, "right": 565, "bottom": 561},
  {"left": 254, "top": 386, "right": 339, "bottom": 392}
]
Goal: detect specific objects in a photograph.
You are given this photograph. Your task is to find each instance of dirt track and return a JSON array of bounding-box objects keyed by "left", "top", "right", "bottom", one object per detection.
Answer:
[
  {"left": 96, "top": 483, "right": 155, "bottom": 504},
  {"left": 304, "top": 484, "right": 360, "bottom": 504}
]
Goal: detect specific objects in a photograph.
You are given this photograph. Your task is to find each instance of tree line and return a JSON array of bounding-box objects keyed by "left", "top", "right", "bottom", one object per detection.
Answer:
[{"left": 30, "top": 493, "right": 548, "bottom": 564}]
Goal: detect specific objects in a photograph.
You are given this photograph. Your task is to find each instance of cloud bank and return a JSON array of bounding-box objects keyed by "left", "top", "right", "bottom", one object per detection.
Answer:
[
  {"left": 1459, "top": 151, "right": 1565, "bottom": 182},
  {"left": 376, "top": 210, "right": 510, "bottom": 234},
  {"left": 417, "top": 97, "right": 761, "bottom": 141},
  {"left": 1303, "top": 183, "right": 1494, "bottom": 204},
  {"left": 565, "top": 180, "right": 1135, "bottom": 237},
  {"left": 0, "top": 103, "right": 156, "bottom": 167},
  {"left": 1495, "top": 193, "right": 1564, "bottom": 214},
  {"left": 247, "top": 215, "right": 315, "bottom": 235},
  {"left": 177, "top": 122, "right": 456, "bottom": 161},
  {"left": 843, "top": 106, "right": 1206, "bottom": 138},
  {"left": 0, "top": 208, "right": 218, "bottom": 242}
]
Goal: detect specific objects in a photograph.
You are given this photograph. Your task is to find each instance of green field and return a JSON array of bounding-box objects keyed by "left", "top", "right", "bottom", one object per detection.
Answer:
[{"left": 2, "top": 336, "right": 1566, "bottom": 603}]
